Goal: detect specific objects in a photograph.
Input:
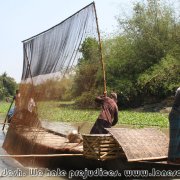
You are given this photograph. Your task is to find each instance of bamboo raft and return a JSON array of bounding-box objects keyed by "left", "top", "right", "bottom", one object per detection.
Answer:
[
  {"left": 3, "top": 124, "right": 180, "bottom": 174},
  {"left": 3, "top": 124, "right": 84, "bottom": 168}
]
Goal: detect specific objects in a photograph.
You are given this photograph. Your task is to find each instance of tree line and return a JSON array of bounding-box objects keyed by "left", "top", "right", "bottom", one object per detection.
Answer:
[
  {"left": 71, "top": 0, "right": 180, "bottom": 108},
  {"left": 1, "top": 0, "right": 179, "bottom": 109},
  {"left": 0, "top": 73, "right": 17, "bottom": 100}
]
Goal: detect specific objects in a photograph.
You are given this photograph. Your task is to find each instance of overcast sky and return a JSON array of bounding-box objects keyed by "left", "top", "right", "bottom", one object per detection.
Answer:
[{"left": 0, "top": 0, "right": 179, "bottom": 82}]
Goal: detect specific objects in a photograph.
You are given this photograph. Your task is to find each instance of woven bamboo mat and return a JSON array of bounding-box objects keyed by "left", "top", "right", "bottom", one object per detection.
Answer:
[{"left": 107, "top": 128, "right": 168, "bottom": 162}]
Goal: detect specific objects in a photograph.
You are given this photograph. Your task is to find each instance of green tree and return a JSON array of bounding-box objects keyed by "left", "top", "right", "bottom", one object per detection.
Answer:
[
  {"left": 72, "top": 38, "right": 101, "bottom": 96},
  {"left": 104, "top": 0, "right": 180, "bottom": 106},
  {"left": 0, "top": 72, "right": 17, "bottom": 100},
  {"left": 71, "top": 37, "right": 103, "bottom": 107}
]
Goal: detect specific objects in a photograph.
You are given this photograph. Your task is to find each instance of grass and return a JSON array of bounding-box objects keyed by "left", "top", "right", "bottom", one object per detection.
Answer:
[
  {"left": 0, "top": 101, "right": 12, "bottom": 120},
  {"left": 0, "top": 100, "right": 169, "bottom": 127},
  {"left": 120, "top": 111, "right": 168, "bottom": 128},
  {"left": 38, "top": 101, "right": 99, "bottom": 123},
  {"left": 38, "top": 101, "right": 169, "bottom": 128}
]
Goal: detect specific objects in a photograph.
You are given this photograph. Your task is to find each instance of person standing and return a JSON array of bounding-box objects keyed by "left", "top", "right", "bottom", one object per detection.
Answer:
[
  {"left": 168, "top": 87, "right": 180, "bottom": 164},
  {"left": 90, "top": 92, "right": 119, "bottom": 134}
]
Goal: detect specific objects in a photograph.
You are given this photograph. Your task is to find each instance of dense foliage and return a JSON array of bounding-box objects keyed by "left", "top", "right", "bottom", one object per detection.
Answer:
[
  {"left": 72, "top": 0, "right": 180, "bottom": 108},
  {"left": 71, "top": 38, "right": 103, "bottom": 107},
  {"left": 0, "top": 73, "right": 17, "bottom": 100},
  {"left": 105, "top": 0, "right": 180, "bottom": 107}
]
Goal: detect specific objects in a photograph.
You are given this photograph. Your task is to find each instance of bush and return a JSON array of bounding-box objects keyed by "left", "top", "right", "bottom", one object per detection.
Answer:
[
  {"left": 0, "top": 73, "right": 17, "bottom": 100},
  {"left": 74, "top": 90, "right": 100, "bottom": 109}
]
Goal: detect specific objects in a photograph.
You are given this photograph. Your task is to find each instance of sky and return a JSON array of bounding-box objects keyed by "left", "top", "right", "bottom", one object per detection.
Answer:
[{"left": 0, "top": 0, "right": 179, "bottom": 82}]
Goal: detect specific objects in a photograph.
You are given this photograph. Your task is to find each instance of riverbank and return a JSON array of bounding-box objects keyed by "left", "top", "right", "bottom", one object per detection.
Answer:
[{"left": 0, "top": 100, "right": 170, "bottom": 128}]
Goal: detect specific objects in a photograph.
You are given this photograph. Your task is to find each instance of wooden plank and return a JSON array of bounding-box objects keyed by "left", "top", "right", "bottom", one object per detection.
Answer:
[
  {"left": 100, "top": 144, "right": 120, "bottom": 148},
  {"left": 128, "top": 156, "right": 168, "bottom": 162},
  {"left": 0, "top": 154, "right": 83, "bottom": 157},
  {"left": 99, "top": 147, "right": 120, "bottom": 151}
]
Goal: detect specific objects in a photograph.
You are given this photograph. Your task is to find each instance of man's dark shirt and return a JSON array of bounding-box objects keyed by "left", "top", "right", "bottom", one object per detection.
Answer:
[{"left": 95, "top": 96, "right": 118, "bottom": 126}]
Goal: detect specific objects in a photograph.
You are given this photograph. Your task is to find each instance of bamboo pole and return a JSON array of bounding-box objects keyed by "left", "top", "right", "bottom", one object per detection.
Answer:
[
  {"left": 128, "top": 156, "right": 167, "bottom": 162},
  {"left": 2, "top": 99, "right": 14, "bottom": 131},
  {"left": 93, "top": 2, "right": 107, "bottom": 96},
  {"left": 0, "top": 154, "right": 83, "bottom": 158}
]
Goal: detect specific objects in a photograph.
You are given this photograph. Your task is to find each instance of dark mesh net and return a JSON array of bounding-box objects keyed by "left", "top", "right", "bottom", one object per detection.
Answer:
[
  {"left": 3, "top": 2, "right": 103, "bottom": 167},
  {"left": 22, "top": 2, "right": 97, "bottom": 80}
]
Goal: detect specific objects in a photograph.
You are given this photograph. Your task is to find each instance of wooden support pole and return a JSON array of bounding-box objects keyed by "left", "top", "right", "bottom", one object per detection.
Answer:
[
  {"left": 0, "top": 154, "right": 83, "bottom": 158},
  {"left": 93, "top": 2, "right": 107, "bottom": 96},
  {"left": 128, "top": 156, "right": 167, "bottom": 162}
]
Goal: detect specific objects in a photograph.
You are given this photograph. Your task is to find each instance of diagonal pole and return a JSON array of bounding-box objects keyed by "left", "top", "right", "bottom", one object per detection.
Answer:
[
  {"left": 93, "top": 2, "right": 107, "bottom": 96},
  {"left": 2, "top": 98, "right": 14, "bottom": 131}
]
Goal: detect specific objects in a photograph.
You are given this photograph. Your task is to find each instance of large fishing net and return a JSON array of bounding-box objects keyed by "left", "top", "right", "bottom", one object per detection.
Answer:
[{"left": 3, "top": 2, "right": 104, "bottom": 167}]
